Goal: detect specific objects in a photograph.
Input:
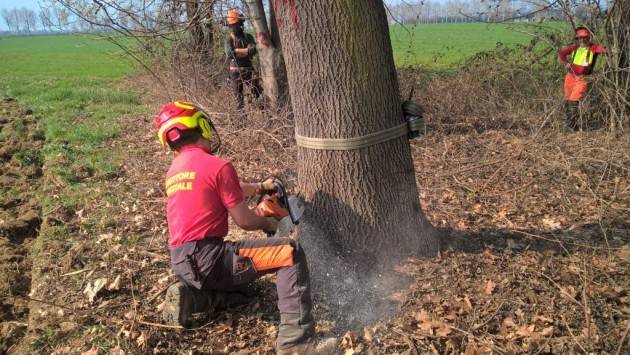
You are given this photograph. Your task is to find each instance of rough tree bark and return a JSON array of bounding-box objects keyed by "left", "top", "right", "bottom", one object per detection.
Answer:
[
  {"left": 604, "top": 0, "right": 629, "bottom": 131},
  {"left": 245, "top": 0, "right": 290, "bottom": 108},
  {"left": 274, "top": 0, "right": 438, "bottom": 262}
]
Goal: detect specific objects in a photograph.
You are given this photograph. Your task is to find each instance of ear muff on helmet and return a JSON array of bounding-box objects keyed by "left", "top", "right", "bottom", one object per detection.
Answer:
[
  {"left": 197, "top": 116, "right": 212, "bottom": 140},
  {"left": 197, "top": 114, "right": 221, "bottom": 153}
]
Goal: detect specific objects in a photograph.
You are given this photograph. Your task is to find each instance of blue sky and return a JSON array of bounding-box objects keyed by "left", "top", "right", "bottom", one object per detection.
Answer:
[
  {"left": 0, "top": 0, "right": 452, "bottom": 30},
  {"left": 0, "top": 0, "right": 39, "bottom": 10},
  {"left": 0, "top": 0, "right": 40, "bottom": 11}
]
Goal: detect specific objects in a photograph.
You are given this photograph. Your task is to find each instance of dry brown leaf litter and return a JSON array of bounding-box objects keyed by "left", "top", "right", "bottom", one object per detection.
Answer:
[{"left": 4, "top": 77, "right": 628, "bottom": 354}]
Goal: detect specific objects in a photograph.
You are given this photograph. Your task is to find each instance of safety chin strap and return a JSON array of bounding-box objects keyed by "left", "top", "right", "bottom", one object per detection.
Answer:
[{"left": 294, "top": 101, "right": 424, "bottom": 151}]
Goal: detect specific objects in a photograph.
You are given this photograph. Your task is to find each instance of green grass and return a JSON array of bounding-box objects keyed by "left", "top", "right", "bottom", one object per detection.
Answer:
[
  {"left": 0, "top": 38, "right": 154, "bottom": 307},
  {"left": 390, "top": 22, "right": 564, "bottom": 69},
  {"left": 0, "top": 34, "right": 131, "bottom": 78},
  {"left": 0, "top": 34, "right": 143, "bottom": 185},
  {"left": 29, "top": 329, "right": 58, "bottom": 354}
]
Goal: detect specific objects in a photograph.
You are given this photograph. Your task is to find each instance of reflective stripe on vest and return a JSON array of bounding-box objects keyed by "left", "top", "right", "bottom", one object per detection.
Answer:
[{"left": 570, "top": 47, "right": 594, "bottom": 67}]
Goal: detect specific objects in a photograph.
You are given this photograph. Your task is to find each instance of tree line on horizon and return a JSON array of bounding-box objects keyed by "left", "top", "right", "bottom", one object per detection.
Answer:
[{"left": 1, "top": 0, "right": 607, "bottom": 34}]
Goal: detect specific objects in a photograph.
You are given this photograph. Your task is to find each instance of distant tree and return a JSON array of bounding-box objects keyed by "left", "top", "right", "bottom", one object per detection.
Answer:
[
  {"left": 2, "top": 8, "right": 40, "bottom": 33},
  {"left": 40, "top": 7, "right": 54, "bottom": 31},
  {"left": 20, "top": 8, "right": 39, "bottom": 32},
  {"left": 53, "top": 6, "right": 71, "bottom": 29},
  {"left": 1, "top": 9, "right": 15, "bottom": 32},
  {"left": 244, "top": 0, "right": 290, "bottom": 108},
  {"left": 445, "top": 1, "right": 466, "bottom": 22},
  {"left": 603, "top": 0, "right": 629, "bottom": 131}
]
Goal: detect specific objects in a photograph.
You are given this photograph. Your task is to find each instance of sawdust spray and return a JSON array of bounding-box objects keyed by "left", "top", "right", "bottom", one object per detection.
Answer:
[{"left": 297, "top": 221, "right": 411, "bottom": 332}]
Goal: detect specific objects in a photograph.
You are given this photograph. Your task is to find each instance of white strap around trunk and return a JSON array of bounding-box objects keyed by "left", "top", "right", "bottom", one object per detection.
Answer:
[{"left": 294, "top": 122, "right": 408, "bottom": 151}]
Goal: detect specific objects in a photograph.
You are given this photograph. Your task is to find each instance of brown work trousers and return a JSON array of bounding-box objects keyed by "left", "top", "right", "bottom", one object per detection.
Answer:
[
  {"left": 229, "top": 68, "right": 262, "bottom": 110},
  {"left": 170, "top": 237, "right": 314, "bottom": 350}
]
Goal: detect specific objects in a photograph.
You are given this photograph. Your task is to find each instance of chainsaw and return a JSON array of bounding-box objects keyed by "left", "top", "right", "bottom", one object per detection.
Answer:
[{"left": 254, "top": 178, "right": 304, "bottom": 238}]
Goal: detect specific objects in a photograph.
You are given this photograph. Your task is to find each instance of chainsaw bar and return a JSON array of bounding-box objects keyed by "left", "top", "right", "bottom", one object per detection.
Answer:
[{"left": 274, "top": 196, "right": 304, "bottom": 238}]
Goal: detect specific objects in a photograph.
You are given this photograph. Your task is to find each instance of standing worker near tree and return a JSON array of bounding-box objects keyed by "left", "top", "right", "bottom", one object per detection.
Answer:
[
  {"left": 224, "top": 8, "right": 262, "bottom": 111},
  {"left": 558, "top": 26, "right": 606, "bottom": 131},
  {"left": 156, "top": 101, "right": 336, "bottom": 354}
]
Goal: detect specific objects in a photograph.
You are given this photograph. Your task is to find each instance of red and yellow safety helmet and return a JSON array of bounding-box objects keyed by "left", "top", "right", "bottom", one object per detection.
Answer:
[
  {"left": 575, "top": 27, "right": 590, "bottom": 39},
  {"left": 155, "top": 101, "right": 213, "bottom": 148}
]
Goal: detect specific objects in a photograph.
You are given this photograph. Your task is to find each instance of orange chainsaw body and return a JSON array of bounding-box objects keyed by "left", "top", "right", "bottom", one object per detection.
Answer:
[{"left": 255, "top": 194, "right": 289, "bottom": 219}]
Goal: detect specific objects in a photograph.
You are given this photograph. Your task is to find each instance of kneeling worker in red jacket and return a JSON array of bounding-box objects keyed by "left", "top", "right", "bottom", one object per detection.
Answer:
[{"left": 156, "top": 101, "right": 335, "bottom": 354}]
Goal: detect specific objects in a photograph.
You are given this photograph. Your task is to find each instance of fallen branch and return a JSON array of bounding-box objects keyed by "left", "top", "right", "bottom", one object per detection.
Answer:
[
  {"left": 615, "top": 323, "right": 629, "bottom": 355},
  {"left": 136, "top": 319, "right": 184, "bottom": 329},
  {"left": 536, "top": 271, "right": 583, "bottom": 308},
  {"left": 60, "top": 268, "right": 91, "bottom": 277},
  {"left": 147, "top": 281, "right": 178, "bottom": 303},
  {"left": 447, "top": 325, "right": 507, "bottom": 354},
  {"left": 511, "top": 230, "right": 624, "bottom": 251},
  {"left": 561, "top": 315, "right": 587, "bottom": 353}
]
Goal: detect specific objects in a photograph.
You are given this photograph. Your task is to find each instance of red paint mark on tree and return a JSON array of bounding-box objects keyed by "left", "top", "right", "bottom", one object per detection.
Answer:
[
  {"left": 271, "top": 0, "right": 283, "bottom": 28},
  {"left": 287, "top": 0, "right": 298, "bottom": 30},
  {"left": 272, "top": 0, "right": 299, "bottom": 30},
  {"left": 256, "top": 31, "right": 272, "bottom": 47}
]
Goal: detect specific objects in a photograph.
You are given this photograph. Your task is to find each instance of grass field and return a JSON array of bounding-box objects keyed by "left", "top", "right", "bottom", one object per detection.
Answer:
[
  {"left": 0, "top": 34, "right": 144, "bottom": 262},
  {"left": 0, "top": 34, "right": 141, "bottom": 183},
  {"left": 0, "top": 34, "right": 146, "bottom": 353},
  {"left": 389, "top": 22, "right": 562, "bottom": 68}
]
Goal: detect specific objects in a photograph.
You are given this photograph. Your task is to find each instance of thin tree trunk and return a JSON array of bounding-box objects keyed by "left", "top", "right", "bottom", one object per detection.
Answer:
[
  {"left": 245, "top": 0, "right": 290, "bottom": 108},
  {"left": 185, "top": 0, "right": 213, "bottom": 58},
  {"left": 274, "top": 1, "right": 438, "bottom": 263},
  {"left": 268, "top": 2, "right": 291, "bottom": 108},
  {"left": 604, "top": 0, "right": 629, "bottom": 131}
]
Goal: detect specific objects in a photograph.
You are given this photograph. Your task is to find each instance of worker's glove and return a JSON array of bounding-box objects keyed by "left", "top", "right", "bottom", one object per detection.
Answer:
[
  {"left": 259, "top": 178, "right": 279, "bottom": 193},
  {"left": 263, "top": 217, "right": 278, "bottom": 236}
]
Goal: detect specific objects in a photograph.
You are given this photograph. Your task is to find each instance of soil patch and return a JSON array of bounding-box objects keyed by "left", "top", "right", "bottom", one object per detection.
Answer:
[{"left": 0, "top": 98, "right": 43, "bottom": 353}]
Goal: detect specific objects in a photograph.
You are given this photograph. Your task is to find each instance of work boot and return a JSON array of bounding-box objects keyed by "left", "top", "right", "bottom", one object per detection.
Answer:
[
  {"left": 163, "top": 282, "right": 215, "bottom": 328},
  {"left": 276, "top": 337, "right": 338, "bottom": 355},
  {"left": 564, "top": 101, "right": 580, "bottom": 131},
  {"left": 277, "top": 313, "right": 320, "bottom": 354}
]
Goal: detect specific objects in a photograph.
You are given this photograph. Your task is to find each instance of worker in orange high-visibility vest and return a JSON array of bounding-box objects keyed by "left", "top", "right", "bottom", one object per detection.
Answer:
[{"left": 558, "top": 26, "right": 606, "bottom": 131}]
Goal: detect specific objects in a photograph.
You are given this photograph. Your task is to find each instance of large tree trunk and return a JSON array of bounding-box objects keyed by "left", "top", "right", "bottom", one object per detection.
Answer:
[
  {"left": 245, "top": 0, "right": 290, "bottom": 108},
  {"left": 274, "top": 1, "right": 438, "bottom": 262},
  {"left": 604, "top": 0, "right": 629, "bottom": 131}
]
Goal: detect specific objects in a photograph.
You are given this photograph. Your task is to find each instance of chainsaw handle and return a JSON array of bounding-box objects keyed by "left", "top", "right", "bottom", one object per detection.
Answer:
[
  {"left": 256, "top": 177, "right": 284, "bottom": 201},
  {"left": 255, "top": 176, "right": 300, "bottom": 227}
]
